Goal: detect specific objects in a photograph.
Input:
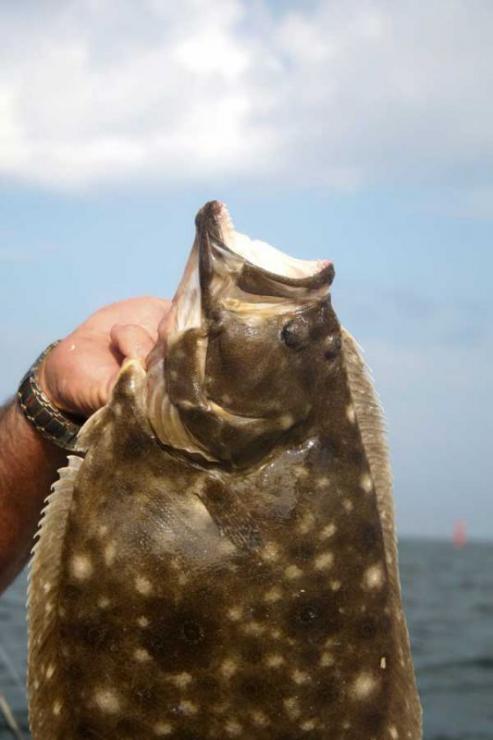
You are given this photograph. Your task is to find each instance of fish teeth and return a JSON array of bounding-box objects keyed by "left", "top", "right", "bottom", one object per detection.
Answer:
[{"left": 218, "top": 201, "right": 235, "bottom": 246}]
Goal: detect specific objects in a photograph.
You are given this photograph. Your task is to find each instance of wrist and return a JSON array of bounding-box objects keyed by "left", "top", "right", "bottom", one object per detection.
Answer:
[
  {"left": 17, "top": 342, "right": 85, "bottom": 451},
  {"left": 9, "top": 399, "right": 65, "bottom": 462}
]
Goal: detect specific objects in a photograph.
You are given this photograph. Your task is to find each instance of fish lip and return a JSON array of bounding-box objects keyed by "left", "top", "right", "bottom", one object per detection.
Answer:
[
  {"left": 195, "top": 200, "right": 234, "bottom": 245},
  {"left": 196, "top": 200, "right": 334, "bottom": 289}
]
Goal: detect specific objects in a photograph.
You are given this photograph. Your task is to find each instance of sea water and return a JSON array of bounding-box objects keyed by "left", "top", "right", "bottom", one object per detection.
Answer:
[{"left": 1, "top": 539, "right": 492, "bottom": 739}]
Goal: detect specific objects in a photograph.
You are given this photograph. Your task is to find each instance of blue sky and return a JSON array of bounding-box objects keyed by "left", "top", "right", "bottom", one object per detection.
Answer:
[{"left": 1, "top": 1, "right": 492, "bottom": 539}]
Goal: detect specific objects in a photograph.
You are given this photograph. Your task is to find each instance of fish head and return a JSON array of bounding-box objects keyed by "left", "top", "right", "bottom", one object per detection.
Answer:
[{"left": 147, "top": 200, "right": 341, "bottom": 465}]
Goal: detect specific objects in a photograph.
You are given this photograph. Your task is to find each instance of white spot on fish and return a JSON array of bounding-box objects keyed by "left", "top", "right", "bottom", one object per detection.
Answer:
[
  {"left": 360, "top": 473, "right": 373, "bottom": 493},
  {"left": 352, "top": 672, "right": 378, "bottom": 700},
  {"left": 134, "top": 648, "right": 151, "bottom": 662},
  {"left": 266, "top": 654, "right": 284, "bottom": 668},
  {"left": 346, "top": 404, "right": 356, "bottom": 423},
  {"left": 251, "top": 710, "right": 269, "bottom": 727},
  {"left": 170, "top": 672, "right": 193, "bottom": 688},
  {"left": 298, "top": 512, "right": 315, "bottom": 534},
  {"left": 320, "top": 652, "right": 334, "bottom": 667},
  {"left": 227, "top": 606, "right": 243, "bottom": 621},
  {"left": 97, "top": 596, "right": 110, "bottom": 609},
  {"left": 178, "top": 700, "right": 197, "bottom": 716},
  {"left": 153, "top": 721, "right": 173, "bottom": 736},
  {"left": 285, "top": 564, "right": 302, "bottom": 579},
  {"left": 225, "top": 720, "right": 242, "bottom": 736},
  {"left": 70, "top": 554, "right": 93, "bottom": 581},
  {"left": 220, "top": 659, "right": 237, "bottom": 678},
  {"left": 319, "top": 523, "right": 336, "bottom": 540},
  {"left": 137, "top": 616, "right": 149, "bottom": 628},
  {"left": 292, "top": 669, "right": 310, "bottom": 685},
  {"left": 94, "top": 688, "right": 120, "bottom": 714},
  {"left": 52, "top": 699, "right": 62, "bottom": 716},
  {"left": 42, "top": 581, "right": 51, "bottom": 594},
  {"left": 135, "top": 576, "right": 152, "bottom": 595},
  {"left": 300, "top": 719, "right": 317, "bottom": 731},
  {"left": 364, "top": 564, "right": 385, "bottom": 590},
  {"left": 98, "top": 525, "right": 108, "bottom": 537},
  {"left": 45, "top": 664, "right": 55, "bottom": 680},
  {"left": 330, "top": 580, "right": 341, "bottom": 591},
  {"left": 314, "top": 551, "right": 334, "bottom": 571},
  {"left": 243, "top": 621, "right": 265, "bottom": 636},
  {"left": 343, "top": 498, "right": 354, "bottom": 512},
  {"left": 389, "top": 727, "right": 399, "bottom": 739},
  {"left": 261, "top": 542, "right": 279, "bottom": 562},
  {"left": 104, "top": 541, "right": 116, "bottom": 566},
  {"left": 380, "top": 656, "right": 387, "bottom": 670},
  {"left": 264, "top": 586, "right": 282, "bottom": 603},
  {"left": 283, "top": 697, "right": 301, "bottom": 719}
]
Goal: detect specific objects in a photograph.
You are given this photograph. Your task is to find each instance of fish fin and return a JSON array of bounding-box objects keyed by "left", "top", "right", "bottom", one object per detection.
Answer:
[
  {"left": 197, "top": 479, "right": 262, "bottom": 552},
  {"left": 27, "top": 453, "right": 83, "bottom": 734},
  {"left": 340, "top": 328, "right": 398, "bottom": 578},
  {"left": 342, "top": 328, "right": 423, "bottom": 735},
  {"left": 75, "top": 405, "right": 111, "bottom": 451}
]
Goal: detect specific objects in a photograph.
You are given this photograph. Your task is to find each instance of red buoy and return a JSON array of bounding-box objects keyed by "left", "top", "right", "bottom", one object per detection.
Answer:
[{"left": 453, "top": 520, "right": 467, "bottom": 549}]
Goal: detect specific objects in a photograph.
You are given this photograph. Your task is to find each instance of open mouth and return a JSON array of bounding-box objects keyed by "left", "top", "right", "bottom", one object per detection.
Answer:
[
  {"left": 173, "top": 200, "right": 333, "bottom": 334},
  {"left": 211, "top": 200, "right": 332, "bottom": 283}
]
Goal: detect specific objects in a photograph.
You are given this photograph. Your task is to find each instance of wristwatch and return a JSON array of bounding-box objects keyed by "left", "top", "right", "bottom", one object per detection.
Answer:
[{"left": 17, "top": 341, "right": 85, "bottom": 451}]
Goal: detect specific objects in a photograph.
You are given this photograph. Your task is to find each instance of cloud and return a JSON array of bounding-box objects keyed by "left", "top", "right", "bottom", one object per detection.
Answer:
[{"left": 0, "top": 0, "right": 492, "bottom": 190}]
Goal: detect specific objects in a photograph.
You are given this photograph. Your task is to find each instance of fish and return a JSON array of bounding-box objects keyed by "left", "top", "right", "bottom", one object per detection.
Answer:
[{"left": 27, "top": 200, "right": 422, "bottom": 739}]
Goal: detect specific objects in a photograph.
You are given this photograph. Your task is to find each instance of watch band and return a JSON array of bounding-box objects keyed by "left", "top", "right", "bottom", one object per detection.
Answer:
[{"left": 17, "top": 341, "right": 84, "bottom": 451}]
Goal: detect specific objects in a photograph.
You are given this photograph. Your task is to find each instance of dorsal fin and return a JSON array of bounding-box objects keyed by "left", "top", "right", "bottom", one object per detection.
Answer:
[
  {"left": 342, "top": 327, "right": 423, "bottom": 735},
  {"left": 27, "top": 453, "right": 83, "bottom": 735},
  {"left": 341, "top": 328, "right": 399, "bottom": 582}
]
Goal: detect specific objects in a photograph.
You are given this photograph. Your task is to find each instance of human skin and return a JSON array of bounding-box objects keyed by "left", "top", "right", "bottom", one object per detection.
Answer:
[{"left": 0, "top": 297, "right": 170, "bottom": 594}]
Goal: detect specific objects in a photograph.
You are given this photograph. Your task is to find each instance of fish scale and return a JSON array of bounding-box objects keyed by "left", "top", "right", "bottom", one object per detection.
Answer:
[{"left": 27, "top": 201, "right": 422, "bottom": 739}]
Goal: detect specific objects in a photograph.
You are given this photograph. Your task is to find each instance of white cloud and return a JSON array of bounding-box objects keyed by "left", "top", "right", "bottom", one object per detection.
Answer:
[{"left": 0, "top": 0, "right": 492, "bottom": 189}]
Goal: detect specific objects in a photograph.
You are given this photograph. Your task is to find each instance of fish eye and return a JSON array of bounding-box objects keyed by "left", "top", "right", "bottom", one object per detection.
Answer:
[{"left": 281, "top": 316, "right": 310, "bottom": 349}]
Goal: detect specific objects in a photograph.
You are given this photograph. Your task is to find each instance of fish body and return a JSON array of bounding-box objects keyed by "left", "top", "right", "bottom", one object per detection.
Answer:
[{"left": 28, "top": 201, "right": 422, "bottom": 739}]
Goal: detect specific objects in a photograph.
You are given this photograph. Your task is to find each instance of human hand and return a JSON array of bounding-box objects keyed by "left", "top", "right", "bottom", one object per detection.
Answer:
[{"left": 37, "top": 297, "right": 170, "bottom": 417}]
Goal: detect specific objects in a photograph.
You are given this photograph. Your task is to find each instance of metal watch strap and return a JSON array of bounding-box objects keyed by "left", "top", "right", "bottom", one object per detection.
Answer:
[{"left": 17, "top": 340, "right": 84, "bottom": 451}]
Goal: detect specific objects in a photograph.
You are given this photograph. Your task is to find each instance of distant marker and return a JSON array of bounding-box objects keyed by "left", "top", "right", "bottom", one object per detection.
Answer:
[{"left": 452, "top": 520, "right": 467, "bottom": 549}]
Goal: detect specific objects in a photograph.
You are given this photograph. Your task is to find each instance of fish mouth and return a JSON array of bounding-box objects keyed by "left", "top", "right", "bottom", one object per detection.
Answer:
[
  {"left": 173, "top": 200, "right": 334, "bottom": 334},
  {"left": 196, "top": 200, "right": 334, "bottom": 288}
]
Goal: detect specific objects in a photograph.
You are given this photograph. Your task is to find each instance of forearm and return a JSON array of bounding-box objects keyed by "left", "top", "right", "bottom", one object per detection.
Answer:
[{"left": 0, "top": 400, "right": 66, "bottom": 594}]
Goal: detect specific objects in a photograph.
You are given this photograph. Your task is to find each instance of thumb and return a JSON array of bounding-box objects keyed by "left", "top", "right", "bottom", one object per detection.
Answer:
[{"left": 110, "top": 323, "right": 156, "bottom": 362}]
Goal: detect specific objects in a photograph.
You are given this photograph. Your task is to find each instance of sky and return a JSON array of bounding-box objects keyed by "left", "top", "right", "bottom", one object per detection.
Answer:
[{"left": 1, "top": 0, "right": 492, "bottom": 539}]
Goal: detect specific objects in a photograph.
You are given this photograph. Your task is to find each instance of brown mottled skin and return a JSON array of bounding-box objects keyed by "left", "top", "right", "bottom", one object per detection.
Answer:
[{"left": 28, "top": 202, "right": 422, "bottom": 739}]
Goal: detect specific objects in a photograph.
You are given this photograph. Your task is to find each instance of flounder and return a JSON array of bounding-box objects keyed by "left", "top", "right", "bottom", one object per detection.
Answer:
[{"left": 28, "top": 201, "right": 422, "bottom": 739}]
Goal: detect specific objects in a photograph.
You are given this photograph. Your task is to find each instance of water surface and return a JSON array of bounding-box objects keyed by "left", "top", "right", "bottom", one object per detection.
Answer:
[{"left": 1, "top": 538, "right": 492, "bottom": 739}]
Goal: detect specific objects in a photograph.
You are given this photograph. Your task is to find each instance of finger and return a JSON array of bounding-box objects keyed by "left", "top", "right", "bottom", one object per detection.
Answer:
[
  {"left": 110, "top": 324, "right": 156, "bottom": 361},
  {"left": 81, "top": 297, "right": 171, "bottom": 336}
]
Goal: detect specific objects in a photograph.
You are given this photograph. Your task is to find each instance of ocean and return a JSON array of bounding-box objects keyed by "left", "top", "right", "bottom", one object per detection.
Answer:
[{"left": 0, "top": 539, "right": 492, "bottom": 739}]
